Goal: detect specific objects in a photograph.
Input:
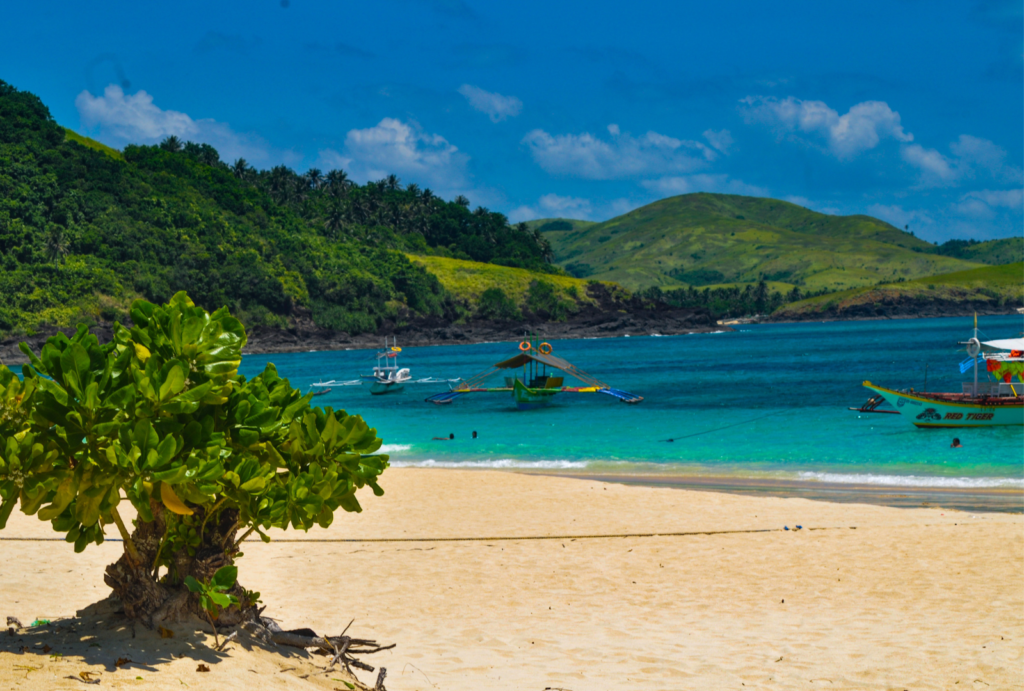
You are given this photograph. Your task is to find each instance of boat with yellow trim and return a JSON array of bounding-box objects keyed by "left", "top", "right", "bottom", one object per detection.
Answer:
[
  {"left": 859, "top": 317, "right": 1023, "bottom": 428},
  {"left": 425, "top": 336, "right": 642, "bottom": 410}
]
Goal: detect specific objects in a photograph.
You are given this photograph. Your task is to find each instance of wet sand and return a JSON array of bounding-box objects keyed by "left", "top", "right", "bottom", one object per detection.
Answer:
[{"left": 1, "top": 468, "right": 1022, "bottom": 690}]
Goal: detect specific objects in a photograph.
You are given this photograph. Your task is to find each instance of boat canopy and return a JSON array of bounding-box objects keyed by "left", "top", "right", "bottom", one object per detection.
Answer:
[
  {"left": 495, "top": 351, "right": 574, "bottom": 371},
  {"left": 983, "top": 338, "right": 1024, "bottom": 352}
]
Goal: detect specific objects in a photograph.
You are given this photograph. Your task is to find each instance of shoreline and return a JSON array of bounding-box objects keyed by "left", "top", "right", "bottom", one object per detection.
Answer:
[{"left": 538, "top": 471, "right": 1024, "bottom": 514}]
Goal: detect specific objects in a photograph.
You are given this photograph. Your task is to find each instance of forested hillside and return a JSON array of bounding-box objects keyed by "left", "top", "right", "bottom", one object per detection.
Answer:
[{"left": 0, "top": 80, "right": 555, "bottom": 338}]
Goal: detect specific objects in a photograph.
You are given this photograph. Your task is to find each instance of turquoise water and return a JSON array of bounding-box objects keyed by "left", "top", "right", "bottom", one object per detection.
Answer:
[{"left": 240, "top": 315, "right": 1024, "bottom": 489}]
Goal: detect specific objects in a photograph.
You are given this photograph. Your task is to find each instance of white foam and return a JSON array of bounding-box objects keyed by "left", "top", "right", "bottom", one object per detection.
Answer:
[
  {"left": 798, "top": 471, "right": 1024, "bottom": 489},
  {"left": 391, "top": 458, "right": 589, "bottom": 470},
  {"left": 378, "top": 444, "right": 412, "bottom": 454}
]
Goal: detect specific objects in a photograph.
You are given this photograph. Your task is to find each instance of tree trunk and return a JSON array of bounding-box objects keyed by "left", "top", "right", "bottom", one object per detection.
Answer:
[{"left": 103, "top": 499, "right": 254, "bottom": 626}]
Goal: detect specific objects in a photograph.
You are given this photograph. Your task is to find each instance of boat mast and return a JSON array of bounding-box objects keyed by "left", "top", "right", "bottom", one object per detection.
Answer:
[{"left": 973, "top": 313, "right": 978, "bottom": 396}]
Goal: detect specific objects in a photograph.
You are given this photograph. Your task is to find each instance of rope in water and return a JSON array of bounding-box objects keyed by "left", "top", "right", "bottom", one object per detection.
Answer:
[
  {"left": 658, "top": 409, "right": 789, "bottom": 442},
  {"left": 0, "top": 525, "right": 858, "bottom": 544}
]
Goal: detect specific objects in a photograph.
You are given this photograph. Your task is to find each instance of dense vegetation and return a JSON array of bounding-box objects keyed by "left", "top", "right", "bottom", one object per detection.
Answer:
[
  {"left": 772, "top": 262, "right": 1024, "bottom": 320},
  {"left": 0, "top": 80, "right": 554, "bottom": 338},
  {"left": 918, "top": 237, "right": 1023, "bottom": 265},
  {"left": 538, "top": 195, "right": 992, "bottom": 291}
]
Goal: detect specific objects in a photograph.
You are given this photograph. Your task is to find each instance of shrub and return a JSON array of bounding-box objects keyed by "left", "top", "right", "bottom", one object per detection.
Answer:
[
  {"left": 0, "top": 292, "right": 388, "bottom": 624},
  {"left": 476, "top": 287, "right": 522, "bottom": 321}
]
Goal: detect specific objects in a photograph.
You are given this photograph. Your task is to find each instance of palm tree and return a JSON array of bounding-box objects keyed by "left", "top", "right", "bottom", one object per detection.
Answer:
[
  {"left": 454, "top": 195, "right": 470, "bottom": 207},
  {"left": 323, "top": 202, "right": 347, "bottom": 239},
  {"left": 325, "top": 169, "right": 350, "bottom": 196},
  {"left": 384, "top": 174, "right": 401, "bottom": 192},
  {"left": 160, "top": 135, "right": 183, "bottom": 152},
  {"left": 405, "top": 183, "right": 420, "bottom": 198},
  {"left": 44, "top": 226, "right": 70, "bottom": 265},
  {"left": 232, "top": 158, "right": 250, "bottom": 179},
  {"left": 306, "top": 168, "right": 323, "bottom": 190}
]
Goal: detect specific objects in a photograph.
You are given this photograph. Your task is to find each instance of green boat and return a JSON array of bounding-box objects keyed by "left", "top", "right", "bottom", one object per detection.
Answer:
[{"left": 425, "top": 336, "right": 642, "bottom": 410}]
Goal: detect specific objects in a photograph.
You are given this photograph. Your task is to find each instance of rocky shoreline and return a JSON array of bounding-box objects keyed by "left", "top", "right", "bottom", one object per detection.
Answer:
[
  {"left": 769, "top": 296, "right": 1021, "bottom": 323},
  {"left": 0, "top": 306, "right": 723, "bottom": 366}
]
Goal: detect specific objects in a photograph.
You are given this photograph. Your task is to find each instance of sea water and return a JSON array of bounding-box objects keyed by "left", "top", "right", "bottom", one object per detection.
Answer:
[{"left": 240, "top": 315, "right": 1024, "bottom": 489}]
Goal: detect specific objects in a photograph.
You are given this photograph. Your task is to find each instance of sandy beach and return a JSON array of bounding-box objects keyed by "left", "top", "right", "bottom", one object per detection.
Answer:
[{"left": 2, "top": 468, "right": 1022, "bottom": 690}]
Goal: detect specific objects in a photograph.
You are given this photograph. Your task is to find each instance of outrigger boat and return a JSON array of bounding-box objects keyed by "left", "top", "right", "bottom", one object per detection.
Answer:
[
  {"left": 859, "top": 317, "right": 1023, "bottom": 427},
  {"left": 425, "top": 336, "right": 642, "bottom": 410},
  {"left": 362, "top": 337, "right": 411, "bottom": 395}
]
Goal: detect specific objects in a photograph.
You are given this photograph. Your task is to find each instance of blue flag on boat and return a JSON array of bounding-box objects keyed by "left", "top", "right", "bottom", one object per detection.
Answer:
[{"left": 959, "top": 357, "right": 976, "bottom": 374}]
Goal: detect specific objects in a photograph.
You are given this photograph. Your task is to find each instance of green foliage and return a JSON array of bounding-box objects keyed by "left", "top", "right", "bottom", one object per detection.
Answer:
[
  {"left": 919, "top": 237, "right": 1024, "bottom": 265},
  {"left": 527, "top": 280, "right": 575, "bottom": 321},
  {"left": 476, "top": 288, "right": 522, "bottom": 321},
  {"left": 670, "top": 267, "right": 725, "bottom": 286},
  {"left": 0, "top": 79, "right": 555, "bottom": 338},
  {"left": 0, "top": 294, "right": 388, "bottom": 570},
  {"left": 774, "top": 262, "right": 1024, "bottom": 318},
  {"left": 185, "top": 565, "right": 240, "bottom": 618},
  {"left": 539, "top": 193, "right": 985, "bottom": 291}
]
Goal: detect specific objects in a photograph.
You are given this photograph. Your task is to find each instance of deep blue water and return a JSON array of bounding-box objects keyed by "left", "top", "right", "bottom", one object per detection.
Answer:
[{"left": 240, "top": 315, "right": 1024, "bottom": 489}]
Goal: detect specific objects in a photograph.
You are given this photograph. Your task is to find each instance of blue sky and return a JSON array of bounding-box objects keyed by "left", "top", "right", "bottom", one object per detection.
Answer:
[{"left": 5, "top": 0, "right": 1022, "bottom": 241}]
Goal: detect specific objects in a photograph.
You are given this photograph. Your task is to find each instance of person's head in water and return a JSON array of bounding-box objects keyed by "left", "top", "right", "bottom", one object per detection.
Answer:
[
  {"left": 472, "top": 431, "right": 478, "bottom": 439},
  {"left": 450, "top": 433, "right": 454, "bottom": 440},
  {"left": 951, "top": 438, "right": 962, "bottom": 448}
]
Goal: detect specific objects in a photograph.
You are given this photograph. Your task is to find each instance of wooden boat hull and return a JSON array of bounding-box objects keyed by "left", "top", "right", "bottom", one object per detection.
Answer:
[
  {"left": 370, "top": 381, "right": 405, "bottom": 395},
  {"left": 863, "top": 381, "right": 1024, "bottom": 427},
  {"left": 513, "top": 379, "right": 557, "bottom": 410}
]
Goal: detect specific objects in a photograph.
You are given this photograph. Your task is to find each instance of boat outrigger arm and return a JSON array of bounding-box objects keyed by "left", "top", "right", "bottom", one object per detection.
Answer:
[{"left": 425, "top": 340, "right": 643, "bottom": 407}]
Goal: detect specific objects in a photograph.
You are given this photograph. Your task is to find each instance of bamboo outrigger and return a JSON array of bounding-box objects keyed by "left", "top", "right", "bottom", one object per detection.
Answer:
[{"left": 425, "top": 336, "right": 642, "bottom": 409}]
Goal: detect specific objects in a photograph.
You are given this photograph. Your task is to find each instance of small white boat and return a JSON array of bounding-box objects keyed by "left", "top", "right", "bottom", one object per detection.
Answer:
[{"left": 363, "top": 337, "right": 412, "bottom": 395}]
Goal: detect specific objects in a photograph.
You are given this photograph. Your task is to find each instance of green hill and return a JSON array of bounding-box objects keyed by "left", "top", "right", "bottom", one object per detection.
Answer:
[
  {"left": 540, "top": 193, "right": 986, "bottom": 291},
  {"left": 0, "top": 79, "right": 556, "bottom": 338},
  {"left": 772, "top": 262, "right": 1024, "bottom": 321},
  {"left": 931, "top": 237, "right": 1023, "bottom": 265}
]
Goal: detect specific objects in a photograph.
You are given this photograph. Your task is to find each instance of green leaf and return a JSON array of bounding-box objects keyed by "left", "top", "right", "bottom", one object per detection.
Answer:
[
  {"left": 208, "top": 591, "right": 233, "bottom": 608},
  {"left": 211, "top": 565, "right": 237, "bottom": 590},
  {"left": 159, "top": 364, "right": 186, "bottom": 401},
  {"left": 184, "top": 576, "right": 203, "bottom": 593}
]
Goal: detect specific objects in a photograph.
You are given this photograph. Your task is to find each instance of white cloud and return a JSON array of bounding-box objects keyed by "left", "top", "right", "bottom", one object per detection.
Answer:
[
  {"left": 318, "top": 117, "right": 474, "bottom": 198},
  {"left": 902, "top": 136, "right": 1022, "bottom": 188},
  {"left": 508, "top": 193, "right": 593, "bottom": 223},
  {"left": 522, "top": 126, "right": 716, "bottom": 179},
  {"left": 457, "top": 84, "right": 522, "bottom": 122},
  {"left": 75, "top": 84, "right": 297, "bottom": 166},
  {"left": 703, "top": 129, "right": 733, "bottom": 154},
  {"left": 641, "top": 174, "right": 768, "bottom": 197},
  {"left": 865, "top": 203, "right": 933, "bottom": 230},
  {"left": 901, "top": 144, "right": 958, "bottom": 187},
  {"left": 953, "top": 188, "right": 1024, "bottom": 218},
  {"left": 741, "top": 95, "right": 912, "bottom": 159}
]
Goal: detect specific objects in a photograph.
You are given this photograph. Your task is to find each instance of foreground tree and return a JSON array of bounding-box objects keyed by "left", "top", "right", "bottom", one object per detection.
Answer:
[{"left": 0, "top": 292, "right": 388, "bottom": 627}]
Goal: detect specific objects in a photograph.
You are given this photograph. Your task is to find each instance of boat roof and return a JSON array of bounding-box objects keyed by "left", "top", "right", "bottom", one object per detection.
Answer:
[
  {"left": 982, "top": 338, "right": 1024, "bottom": 351},
  {"left": 494, "top": 351, "right": 575, "bottom": 371}
]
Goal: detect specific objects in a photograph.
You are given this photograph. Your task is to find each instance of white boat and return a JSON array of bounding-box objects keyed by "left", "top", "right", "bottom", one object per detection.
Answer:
[
  {"left": 362, "top": 337, "right": 411, "bottom": 395},
  {"left": 861, "top": 317, "right": 1023, "bottom": 428}
]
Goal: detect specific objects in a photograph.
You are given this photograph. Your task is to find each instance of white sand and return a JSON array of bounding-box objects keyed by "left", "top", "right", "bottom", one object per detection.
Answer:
[{"left": 2, "top": 468, "right": 1021, "bottom": 690}]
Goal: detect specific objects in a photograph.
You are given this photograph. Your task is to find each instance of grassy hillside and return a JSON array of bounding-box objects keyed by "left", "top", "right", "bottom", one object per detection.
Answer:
[
  {"left": 524, "top": 217, "right": 598, "bottom": 233},
  {"left": 408, "top": 255, "right": 600, "bottom": 305},
  {"left": 541, "top": 193, "right": 985, "bottom": 291},
  {"left": 773, "top": 262, "right": 1024, "bottom": 320},
  {"left": 932, "top": 237, "right": 1023, "bottom": 265},
  {"left": 63, "top": 128, "right": 123, "bottom": 160}
]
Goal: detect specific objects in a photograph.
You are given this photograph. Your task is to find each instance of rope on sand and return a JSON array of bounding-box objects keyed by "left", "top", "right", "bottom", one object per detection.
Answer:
[{"left": 0, "top": 526, "right": 863, "bottom": 544}]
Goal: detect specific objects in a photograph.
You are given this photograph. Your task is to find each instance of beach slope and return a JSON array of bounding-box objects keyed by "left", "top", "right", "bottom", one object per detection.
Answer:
[{"left": 1, "top": 469, "right": 1021, "bottom": 690}]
